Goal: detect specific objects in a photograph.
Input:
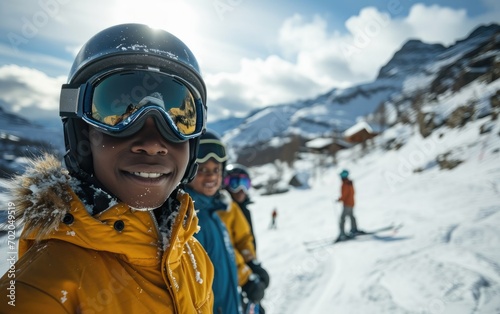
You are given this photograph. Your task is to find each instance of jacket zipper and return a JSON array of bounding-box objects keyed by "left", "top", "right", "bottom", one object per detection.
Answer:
[
  {"left": 152, "top": 210, "right": 181, "bottom": 314},
  {"left": 149, "top": 211, "right": 162, "bottom": 242}
]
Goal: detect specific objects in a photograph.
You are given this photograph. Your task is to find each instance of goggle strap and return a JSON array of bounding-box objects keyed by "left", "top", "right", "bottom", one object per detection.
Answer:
[{"left": 60, "top": 84, "right": 85, "bottom": 118}]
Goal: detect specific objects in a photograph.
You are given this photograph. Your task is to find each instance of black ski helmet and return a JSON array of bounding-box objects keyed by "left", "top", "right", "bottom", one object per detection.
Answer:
[{"left": 60, "top": 23, "right": 207, "bottom": 183}]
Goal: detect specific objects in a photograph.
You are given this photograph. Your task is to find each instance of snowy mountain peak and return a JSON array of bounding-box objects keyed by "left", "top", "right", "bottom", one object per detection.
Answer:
[
  {"left": 0, "top": 105, "right": 39, "bottom": 128},
  {"left": 377, "top": 40, "right": 445, "bottom": 79},
  {"left": 211, "top": 23, "right": 500, "bottom": 167},
  {"left": 459, "top": 23, "right": 500, "bottom": 43}
]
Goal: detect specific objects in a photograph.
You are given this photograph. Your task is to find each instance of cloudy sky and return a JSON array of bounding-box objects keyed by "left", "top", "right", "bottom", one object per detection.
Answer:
[{"left": 0, "top": 0, "right": 499, "bottom": 125}]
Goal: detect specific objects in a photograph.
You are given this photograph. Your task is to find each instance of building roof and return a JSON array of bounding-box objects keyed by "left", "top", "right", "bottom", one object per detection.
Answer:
[
  {"left": 305, "top": 138, "right": 333, "bottom": 149},
  {"left": 305, "top": 137, "right": 352, "bottom": 149},
  {"left": 344, "top": 121, "right": 374, "bottom": 137}
]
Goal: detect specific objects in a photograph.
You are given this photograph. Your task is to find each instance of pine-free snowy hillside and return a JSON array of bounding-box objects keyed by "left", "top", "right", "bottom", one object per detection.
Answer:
[{"left": 246, "top": 113, "right": 500, "bottom": 314}]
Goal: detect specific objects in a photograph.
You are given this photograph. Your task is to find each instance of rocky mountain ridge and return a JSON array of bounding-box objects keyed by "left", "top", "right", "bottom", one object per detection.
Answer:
[{"left": 211, "top": 23, "right": 500, "bottom": 166}]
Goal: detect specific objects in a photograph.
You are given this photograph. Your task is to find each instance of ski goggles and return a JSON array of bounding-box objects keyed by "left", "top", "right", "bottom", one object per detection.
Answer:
[
  {"left": 196, "top": 139, "right": 228, "bottom": 163},
  {"left": 60, "top": 69, "right": 206, "bottom": 142},
  {"left": 224, "top": 173, "right": 251, "bottom": 192}
]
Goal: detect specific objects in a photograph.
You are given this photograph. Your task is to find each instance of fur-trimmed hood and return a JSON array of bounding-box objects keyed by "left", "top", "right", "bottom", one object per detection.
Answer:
[
  {"left": 9, "top": 154, "right": 200, "bottom": 265},
  {"left": 11, "top": 154, "right": 73, "bottom": 240}
]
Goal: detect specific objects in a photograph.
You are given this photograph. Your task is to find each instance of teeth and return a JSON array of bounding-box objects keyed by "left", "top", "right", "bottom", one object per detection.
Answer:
[{"left": 131, "top": 172, "right": 163, "bottom": 178}]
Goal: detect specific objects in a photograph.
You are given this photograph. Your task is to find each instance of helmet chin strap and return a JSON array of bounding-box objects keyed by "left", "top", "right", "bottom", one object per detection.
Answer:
[
  {"left": 182, "top": 135, "right": 201, "bottom": 184},
  {"left": 183, "top": 162, "right": 198, "bottom": 184}
]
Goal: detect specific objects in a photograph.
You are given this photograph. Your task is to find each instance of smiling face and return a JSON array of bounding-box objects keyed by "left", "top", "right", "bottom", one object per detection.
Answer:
[
  {"left": 89, "top": 117, "right": 189, "bottom": 209},
  {"left": 188, "top": 159, "right": 223, "bottom": 197},
  {"left": 229, "top": 190, "right": 247, "bottom": 203}
]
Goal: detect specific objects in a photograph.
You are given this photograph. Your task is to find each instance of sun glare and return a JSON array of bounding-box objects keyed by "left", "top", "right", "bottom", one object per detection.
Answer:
[{"left": 110, "top": 0, "right": 201, "bottom": 48}]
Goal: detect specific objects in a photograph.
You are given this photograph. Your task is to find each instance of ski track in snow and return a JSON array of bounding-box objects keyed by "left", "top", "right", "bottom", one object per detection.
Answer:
[{"left": 252, "top": 117, "right": 500, "bottom": 314}]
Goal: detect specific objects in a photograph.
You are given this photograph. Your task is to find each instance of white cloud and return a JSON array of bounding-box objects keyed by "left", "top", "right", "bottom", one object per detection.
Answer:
[
  {"left": 205, "top": 55, "right": 323, "bottom": 120},
  {"left": 405, "top": 4, "right": 471, "bottom": 45},
  {"left": 0, "top": 65, "right": 64, "bottom": 118},
  {"left": 278, "top": 14, "right": 329, "bottom": 57}
]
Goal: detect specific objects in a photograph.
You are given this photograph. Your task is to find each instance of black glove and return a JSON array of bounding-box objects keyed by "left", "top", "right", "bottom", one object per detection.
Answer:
[
  {"left": 242, "top": 274, "right": 265, "bottom": 303},
  {"left": 247, "top": 260, "right": 270, "bottom": 289}
]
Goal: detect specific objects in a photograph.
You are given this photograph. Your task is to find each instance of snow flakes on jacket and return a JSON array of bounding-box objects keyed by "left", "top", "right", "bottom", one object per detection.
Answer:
[{"left": 0, "top": 155, "right": 214, "bottom": 313}]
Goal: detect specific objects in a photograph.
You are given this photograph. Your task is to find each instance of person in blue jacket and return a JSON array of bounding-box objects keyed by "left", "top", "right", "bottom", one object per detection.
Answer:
[{"left": 184, "top": 130, "right": 243, "bottom": 314}]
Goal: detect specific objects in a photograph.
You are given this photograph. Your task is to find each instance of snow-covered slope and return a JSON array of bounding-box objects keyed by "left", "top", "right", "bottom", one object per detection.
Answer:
[
  {"left": 0, "top": 106, "right": 63, "bottom": 149},
  {"left": 247, "top": 114, "right": 500, "bottom": 313},
  {"left": 0, "top": 106, "right": 64, "bottom": 176}
]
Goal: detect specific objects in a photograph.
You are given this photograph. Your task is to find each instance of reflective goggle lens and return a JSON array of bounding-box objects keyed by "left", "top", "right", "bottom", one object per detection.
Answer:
[
  {"left": 84, "top": 70, "right": 203, "bottom": 140},
  {"left": 224, "top": 174, "right": 251, "bottom": 192}
]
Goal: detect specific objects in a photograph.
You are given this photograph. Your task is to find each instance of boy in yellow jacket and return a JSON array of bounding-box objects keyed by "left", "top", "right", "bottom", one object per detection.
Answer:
[{"left": 0, "top": 24, "right": 214, "bottom": 313}]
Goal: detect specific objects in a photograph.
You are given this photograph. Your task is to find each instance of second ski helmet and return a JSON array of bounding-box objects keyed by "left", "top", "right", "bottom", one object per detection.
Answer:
[
  {"left": 59, "top": 23, "right": 207, "bottom": 183},
  {"left": 196, "top": 130, "right": 228, "bottom": 164},
  {"left": 340, "top": 169, "right": 349, "bottom": 179}
]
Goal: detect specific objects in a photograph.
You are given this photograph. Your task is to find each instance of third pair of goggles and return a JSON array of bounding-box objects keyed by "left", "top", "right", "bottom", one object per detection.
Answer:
[
  {"left": 224, "top": 173, "right": 251, "bottom": 193},
  {"left": 60, "top": 68, "right": 206, "bottom": 143}
]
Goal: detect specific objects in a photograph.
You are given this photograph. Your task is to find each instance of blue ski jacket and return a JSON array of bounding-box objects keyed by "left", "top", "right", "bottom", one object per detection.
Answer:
[{"left": 185, "top": 187, "right": 242, "bottom": 314}]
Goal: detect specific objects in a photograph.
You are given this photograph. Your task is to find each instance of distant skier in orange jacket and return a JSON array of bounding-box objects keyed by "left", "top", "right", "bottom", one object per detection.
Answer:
[{"left": 337, "top": 169, "right": 358, "bottom": 240}]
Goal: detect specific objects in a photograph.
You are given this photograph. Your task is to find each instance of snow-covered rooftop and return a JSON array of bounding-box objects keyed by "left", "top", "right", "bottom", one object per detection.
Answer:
[
  {"left": 343, "top": 120, "right": 374, "bottom": 137},
  {"left": 305, "top": 138, "right": 333, "bottom": 149}
]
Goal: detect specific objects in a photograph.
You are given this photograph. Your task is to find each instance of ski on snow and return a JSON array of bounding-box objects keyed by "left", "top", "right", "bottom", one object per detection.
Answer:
[{"left": 303, "top": 223, "right": 403, "bottom": 251}]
